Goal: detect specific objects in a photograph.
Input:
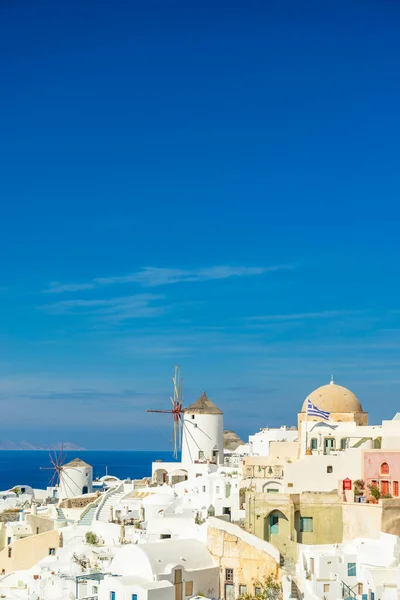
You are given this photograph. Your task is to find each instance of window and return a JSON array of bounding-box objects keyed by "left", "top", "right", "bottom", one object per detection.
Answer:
[
  {"left": 21, "top": 488, "right": 25, "bottom": 493},
  {"left": 36, "top": 527, "right": 39, "bottom": 535},
  {"left": 216, "top": 486, "right": 220, "bottom": 494},
  {"left": 225, "top": 568, "right": 234, "bottom": 582},
  {"left": 358, "top": 583, "right": 363, "bottom": 595},
  {"left": 191, "top": 415, "right": 195, "bottom": 419},
  {"left": 132, "top": 595, "right": 137, "bottom": 600},
  {"left": 323, "top": 584, "right": 330, "bottom": 593},
  {"left": 371, "top": 480, "right": 378, "bottom": 488},
  {"left": 311, "top": 438, "right": 318, "bottom": 450},
  {"left": 381, "top": 462, "right": 389, "bottom": 475},
  {"left": 185, "top": 581, "right": 193, "bottom": 596},
  {"left": 110, "top": 592, "right": 116, "bottom": 600},
  {"left": 202, "top": 486, "right": 206, "bottom": 492},
  {"left": 254, "top": 588, "right": 261, "bottom": 596},
  {"left": 327, "top": 466, "right": 333, "bottom": 473},
  {"left": 393, "top": 481, "right": 399, "bottom": 497},
  {"left": 8, "top": 548, "right": 11, "bottom": 558},
  {"left": 267, "top": 489, "right": 279, "bottom": 494},
  {"left": 49, "top": 548, "right": 56, "bottom": 556},
  {"left": 347, "top": 563, "right": 356, "bottom": 576},
  {"left": 93, "top": 587, "right": 98, "bottom": 595},
  {"left": 199, "top": 451, "right": 205, "bottom": 460},
  {"left": 239, "top": 585, "right": 247, "bottom": 596},
  {"left": 7, "top": 537, "right": 11, "bottom": 545},
  {"left": 340, "top": 438, "right": 347, "bottom": 450},
  {"left": 300, "top": 517, "right": 313, "bottom": 532}
]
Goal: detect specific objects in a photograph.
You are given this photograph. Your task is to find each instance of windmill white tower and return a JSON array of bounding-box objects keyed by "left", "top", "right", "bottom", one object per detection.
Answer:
[
  {"left": 181, "top": 392, "right": 224, "bottom": 465},
  {"left": 59, "top": 458, "right": 93, "bottom": 500}
]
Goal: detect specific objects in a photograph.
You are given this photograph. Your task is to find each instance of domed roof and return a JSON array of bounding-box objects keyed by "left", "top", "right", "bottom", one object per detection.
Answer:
[{"left": 301, "top": 379, "right": 363, "bottom": 414}]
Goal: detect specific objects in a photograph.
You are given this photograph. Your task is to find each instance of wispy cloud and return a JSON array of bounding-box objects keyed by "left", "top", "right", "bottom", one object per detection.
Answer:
[
  {"left": 45, "top": 264, "right": 292, "bottom": 293},
  {"left": 40, "top": 294, "right": 166, "bottom": 321},
  {"left": 246, "top": 309, "right": 367, "bottom": 322}
]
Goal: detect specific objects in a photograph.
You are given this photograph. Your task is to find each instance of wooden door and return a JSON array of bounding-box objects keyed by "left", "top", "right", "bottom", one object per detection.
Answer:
[
  {"left": 174, "top": 569, "right": 183, "bottom": 600},
  {"left": 381, "top": 480, "right": 389, "bottom": 495}
]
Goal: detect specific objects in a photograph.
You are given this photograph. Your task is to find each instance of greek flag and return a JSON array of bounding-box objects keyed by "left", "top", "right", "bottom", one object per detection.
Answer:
[{"left": 307, "top": 399, "right": 330, "bottom": 420}]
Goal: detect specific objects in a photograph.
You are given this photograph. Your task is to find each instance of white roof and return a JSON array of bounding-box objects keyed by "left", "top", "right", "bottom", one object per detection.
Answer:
[
  {"left": 366, "top": 568, "right": 397, "bottom": 588},
  {"left": 111, "top": 538, "right": 216, "bottom": 579},
  {"left": 119, "top": 577, "right": 173, "bottom": 590}
]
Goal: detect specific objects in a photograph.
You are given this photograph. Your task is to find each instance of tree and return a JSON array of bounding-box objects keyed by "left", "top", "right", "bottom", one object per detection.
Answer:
[
  {"left": 85, "top": 531, "right": 99, "bottom": 545},
  {"left": 238, "top": 574, "right": 282, "bottom": 600}
]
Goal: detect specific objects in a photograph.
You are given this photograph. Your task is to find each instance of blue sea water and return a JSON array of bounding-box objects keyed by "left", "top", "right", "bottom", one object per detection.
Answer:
[{"left": 0, "top": 450, "right": 177, "bottom": 491}]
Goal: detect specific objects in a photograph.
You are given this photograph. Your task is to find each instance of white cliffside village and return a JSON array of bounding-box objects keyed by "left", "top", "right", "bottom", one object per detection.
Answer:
[{"left": 2, "top": 373, "right": 400, "bottom": 600}]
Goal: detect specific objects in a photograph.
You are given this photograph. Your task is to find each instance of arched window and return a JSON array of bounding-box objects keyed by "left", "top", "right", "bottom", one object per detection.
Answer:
[{"left": 381, "top": 462, "right": 390, "bottom": 475}]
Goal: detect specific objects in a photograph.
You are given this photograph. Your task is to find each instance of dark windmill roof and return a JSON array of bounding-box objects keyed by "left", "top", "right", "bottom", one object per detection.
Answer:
[{"left": 184, "top": 392, "right": 223, "bottom": 415}]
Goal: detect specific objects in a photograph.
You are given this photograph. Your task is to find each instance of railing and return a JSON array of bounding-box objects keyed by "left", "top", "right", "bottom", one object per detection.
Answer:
[
  {"left": 79, "top": 496, "right": 102, "bottom": 523},
  {"left": 341, "top": 581, "right": 357, "bottom": 599}
]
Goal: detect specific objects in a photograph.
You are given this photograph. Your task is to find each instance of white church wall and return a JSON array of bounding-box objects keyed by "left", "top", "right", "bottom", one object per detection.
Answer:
[{"left": 283, "top": 449, "right": 362, "bottom": 493}]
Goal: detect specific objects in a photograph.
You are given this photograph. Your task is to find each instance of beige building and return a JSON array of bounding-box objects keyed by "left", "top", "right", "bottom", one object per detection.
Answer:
[
  {"left": 207, "top": 517, "right": 280, "bottom": 600},
  {"left": 0, "top": 529, "right": 60, "bottom": 574},
  {"left": 246, "top": 491, "right": 343, "bottom": 565}
]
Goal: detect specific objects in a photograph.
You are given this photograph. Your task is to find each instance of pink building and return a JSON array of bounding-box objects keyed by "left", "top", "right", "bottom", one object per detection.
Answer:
[{"left": 363, "top": 450, "right": 400, "bottom": 497}]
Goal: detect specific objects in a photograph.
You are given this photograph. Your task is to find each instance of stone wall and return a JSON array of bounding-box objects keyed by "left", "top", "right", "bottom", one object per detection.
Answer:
[
  {"left": 207, "top": 517, "right": 279, "bottom": 599},
  {"left": 0, "top": 511, "right": 20, "bottom": 523},
  {"left": 59, "top": 493, "right": 100, "bottom": 509}
]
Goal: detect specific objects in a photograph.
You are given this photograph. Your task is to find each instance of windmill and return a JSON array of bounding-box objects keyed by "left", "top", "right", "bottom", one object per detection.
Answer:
[
  {"left": 40, "top": 444, "right": 66, "bottom": 488},
  {"left": 147, "top": 365, "right": 184, "bottom": 458},
  {"left": 40, "top": 444, "right": 80, "bottom": 498}
]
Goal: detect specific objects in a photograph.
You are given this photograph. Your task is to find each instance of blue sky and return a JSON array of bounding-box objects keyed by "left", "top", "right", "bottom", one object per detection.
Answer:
[{"left": 1, "top": 0, "right": 400, "bottom": 450}]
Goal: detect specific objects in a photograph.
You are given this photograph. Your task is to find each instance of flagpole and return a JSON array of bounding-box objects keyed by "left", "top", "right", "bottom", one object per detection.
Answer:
[{"left": 305, "top": 398, "right": 309, "bottom": 455}]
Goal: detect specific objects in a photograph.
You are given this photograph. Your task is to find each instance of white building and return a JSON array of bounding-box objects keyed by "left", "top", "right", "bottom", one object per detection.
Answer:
[
  {"left": 102, "top": 538, "right": 219, "bottom": 600},
  {"left": 59, "top": 458, "right": 93, "bottom": 500},
  {"left": 181, "top": 393, "right": 224, "bottom": 466},
  {"left": 249, "top": 426, "right": 298, "bottom": 457},
  {"left": 291, "top": 533, "right": 400, "bottom": 600}
]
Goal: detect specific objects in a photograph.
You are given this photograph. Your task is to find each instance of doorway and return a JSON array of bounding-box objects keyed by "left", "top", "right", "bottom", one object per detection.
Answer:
[
  {"left": 324, "top": 438, "right": 335, "bottom": 454},
  {"left": 174, "top": 569, "right": 182, "bottom": 600},
  {"left": 225, "top": 584, "right": 235, "bottom": 600}
]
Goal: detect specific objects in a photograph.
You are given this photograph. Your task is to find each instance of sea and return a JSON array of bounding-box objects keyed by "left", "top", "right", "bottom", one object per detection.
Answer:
[{"left": 0, "top": 450, "right": 177, "bottom": 491}]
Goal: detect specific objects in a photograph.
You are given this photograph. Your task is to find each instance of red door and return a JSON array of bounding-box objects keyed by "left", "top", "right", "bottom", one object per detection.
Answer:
[{"left": 381, "top": 480, "right": 389, "bottom": 495}]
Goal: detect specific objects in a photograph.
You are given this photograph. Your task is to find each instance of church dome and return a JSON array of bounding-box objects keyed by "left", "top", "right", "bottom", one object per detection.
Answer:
[{"left": 301, "top": 380, "right": 363, "bottom": 414}]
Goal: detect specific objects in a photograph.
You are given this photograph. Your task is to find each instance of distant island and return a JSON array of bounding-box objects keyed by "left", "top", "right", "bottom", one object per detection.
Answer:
[{"left": 0, "top": 440, "right": 86, "bottom": 450}]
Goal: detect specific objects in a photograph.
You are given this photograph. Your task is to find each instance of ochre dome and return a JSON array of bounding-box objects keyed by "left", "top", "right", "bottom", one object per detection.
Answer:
[{"left": 301, "top": 381, "right": 363, "bottom": 414}]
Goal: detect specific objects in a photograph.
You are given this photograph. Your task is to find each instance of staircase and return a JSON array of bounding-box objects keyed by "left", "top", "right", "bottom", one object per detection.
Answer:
[
  {"left": 56, "top": 507, "right": 67, "bottom": 521},
  {"left": 96, "top": 486, "right": 126, "bottom": 523},
  {"left": 78, "top": 505, "right": 97, "bottom": 526},
  {"left": 290, "top": 579, "right": 300, "bottom": 600}
]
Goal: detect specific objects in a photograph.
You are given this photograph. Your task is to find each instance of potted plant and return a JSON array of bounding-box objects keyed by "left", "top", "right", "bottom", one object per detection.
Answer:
[{"left": 354, "top": 479, "right": 365, "bottom": 497}]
